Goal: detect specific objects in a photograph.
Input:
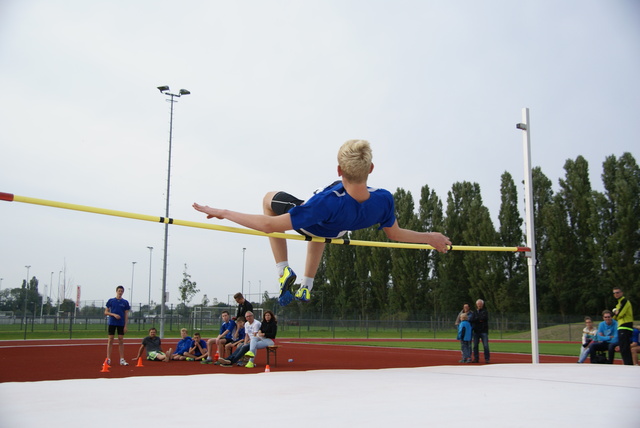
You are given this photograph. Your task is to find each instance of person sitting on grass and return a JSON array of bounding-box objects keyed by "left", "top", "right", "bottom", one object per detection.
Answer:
[
  {"left": 171, "top": 328, "right": 193, "bottom": 361},
  {"left": 134, "top": 327, "right": 172, "bottom": 363},
  {"left": 184, "top": 331, "right": 207, "bottom": 361}
]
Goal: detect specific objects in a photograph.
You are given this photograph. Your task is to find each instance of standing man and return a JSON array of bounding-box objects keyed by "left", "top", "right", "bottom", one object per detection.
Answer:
[
  {"left": 105, "top": 285, "right": 130, "bottom": 366},
  {"left": 233, "top": 292, "right": 253, "bottom": 320},
  {"left": 471, "top": 299, "right": 490, "bottom": 364},
  {"left": 612, "top": 287, "right": 634, "bottom": 365}
]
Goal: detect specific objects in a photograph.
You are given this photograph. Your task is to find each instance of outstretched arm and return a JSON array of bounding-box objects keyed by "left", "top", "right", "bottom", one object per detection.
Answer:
[
  {"left": 192, "top": 203, "right": 293, "bottom": 233},
  {"left": 383, "top": 221, "right": 451, "bottom": 253}
]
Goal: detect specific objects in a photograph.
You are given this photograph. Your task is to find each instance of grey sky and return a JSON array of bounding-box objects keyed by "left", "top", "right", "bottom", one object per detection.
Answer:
[{"left": 1, "top": 0, "right": 638, "bottom": 306}]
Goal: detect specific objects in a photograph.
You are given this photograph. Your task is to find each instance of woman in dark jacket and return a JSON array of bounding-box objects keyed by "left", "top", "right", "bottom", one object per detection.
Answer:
[{"left": 245, "top": 311, "right": 277, "bottom": 368}]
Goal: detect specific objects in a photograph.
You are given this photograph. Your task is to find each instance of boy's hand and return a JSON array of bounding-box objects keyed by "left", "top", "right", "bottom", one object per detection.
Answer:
[
  {"left": 427, "top": 232, "right": 452, "bottom": 253},
  {"left": 193, "top": 203, "right": 224, "bottom": 219}
]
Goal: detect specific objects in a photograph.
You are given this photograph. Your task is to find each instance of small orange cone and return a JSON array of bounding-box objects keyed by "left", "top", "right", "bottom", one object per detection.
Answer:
[
  {"left": 100, "top": 360, "right": 110, "bottom": 373},
  {"left": 136, "top": 357, "right": 144, "bottom": 367},
  {"left": 214, "top": 351, "right": 219, "bottom": 362},
  {"left": 264, "top": 364, "right": 271, "bottom": 373}
]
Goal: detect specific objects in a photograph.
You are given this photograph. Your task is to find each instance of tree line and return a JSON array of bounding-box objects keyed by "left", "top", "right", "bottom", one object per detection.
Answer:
[
  {"left": 281, "top": 152, "right": 639, "bottom": 321},
  {"left": 2, "top": 153, "right": 638, "bottom": 323}
]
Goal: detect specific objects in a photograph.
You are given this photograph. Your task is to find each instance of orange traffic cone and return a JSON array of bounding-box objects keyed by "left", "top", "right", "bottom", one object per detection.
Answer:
[
  {"left": 264, "top": 364, "right": 271, "bottom": 373},
  {"left": 136, "top": 356, "right": 145, "bottom": 367},
  {"left": 100, "top": 359, "right": 110, "bottom": 373},
  {"left": 214, "top": 351, "right": 219, "bottom": 362}
]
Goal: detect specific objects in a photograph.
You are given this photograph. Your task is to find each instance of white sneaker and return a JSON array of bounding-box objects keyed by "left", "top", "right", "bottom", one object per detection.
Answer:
[{"left": 120, "top": 358, "right": 129, "bottom": 366}]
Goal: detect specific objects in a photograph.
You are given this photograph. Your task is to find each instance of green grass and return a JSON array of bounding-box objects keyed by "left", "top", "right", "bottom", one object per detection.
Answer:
[{"left": 0, "top": 324, "right": 579, "bottom": 357}]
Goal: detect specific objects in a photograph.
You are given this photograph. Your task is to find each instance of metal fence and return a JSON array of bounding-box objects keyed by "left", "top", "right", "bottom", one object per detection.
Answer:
[{"left": 0, "top": 311, "right": 592, "bottom": 342}]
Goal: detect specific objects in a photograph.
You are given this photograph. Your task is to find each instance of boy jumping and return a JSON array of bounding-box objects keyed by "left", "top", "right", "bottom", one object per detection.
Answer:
[{"left": 193, "top": 139, "right": 451, "bottom": 306}]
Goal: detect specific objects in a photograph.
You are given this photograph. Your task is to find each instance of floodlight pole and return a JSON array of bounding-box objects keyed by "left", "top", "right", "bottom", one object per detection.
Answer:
[
  {"left": 157, "top": 85, "right": 190, "bottom": 338},
  {"left": 517, "top": 108, "right": 540, "bottom": 364}
]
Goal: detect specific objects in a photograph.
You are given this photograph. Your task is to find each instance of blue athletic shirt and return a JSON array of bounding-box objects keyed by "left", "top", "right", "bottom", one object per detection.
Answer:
[
  {"left": 105, "top": 297, "right": 130, "bottom": 327},
  {"left": 220, "top": 320, "right": 237, "bottom": 341},
  {"left": 289, "top": 181, "right": 396, "bottom": 238}
]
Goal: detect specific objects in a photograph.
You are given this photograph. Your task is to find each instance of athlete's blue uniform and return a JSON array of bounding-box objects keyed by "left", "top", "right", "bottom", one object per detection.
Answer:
[
  {"left": 105, "top": 297, "right": 130, "bottom": 327},
  {"left": 288, "top": 181, "right": 396, "bottom": 238}
]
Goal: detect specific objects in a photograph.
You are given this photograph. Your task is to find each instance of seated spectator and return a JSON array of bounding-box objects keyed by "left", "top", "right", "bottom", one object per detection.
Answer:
[
  {"left": 589, "top": 310, "right": 618, "bottom": 364},
  {"left": 217, "top": 311, "right": 261, "bottom": 367},
  {"left": 244, "top": 310, "right": 278, "bottom": 368},
  {"left": 184, "top": 331, "right": 207, "bottom": 361},
  {"left": 204, "top": 311, "right": 236, "bottom": 361},
  {"left": 577, "top": 316, "right": 597, "bottom": 363},
  {"left": 134, "top": 327, "right": 172, "bottom": 362},
  {"left": 224, "top": 316, "right": 246, "bottom": 359},
  {"left": 171, "top": 328, "right": 193, "bottom": 361}
]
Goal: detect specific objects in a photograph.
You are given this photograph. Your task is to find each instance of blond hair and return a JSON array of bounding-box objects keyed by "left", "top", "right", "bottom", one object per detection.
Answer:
[{"left": 337, "top": 139, "right": 372, "bottom": 183}]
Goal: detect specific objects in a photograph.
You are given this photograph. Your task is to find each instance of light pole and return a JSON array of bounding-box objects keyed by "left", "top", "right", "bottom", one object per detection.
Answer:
[
  {"left": 157, "top": 85, "right": 190, "bottom": 338},
  {"left": 241, "top": 248, "right": 246, "bottom": 295},
  {"left": 147, "top": 246, "right": 153, "bottom": 313},
  {"left": 130, "top": 261, "right": 137, "bottom": 304},
  {"left": 23, "top": 265, "right": 31, "bottom": 326},
  {"left": 56, "top": 270, "right": 62, "bottom": 318},
  {"left": 48, "top": 272, "right": 53, "bottom": 315}
]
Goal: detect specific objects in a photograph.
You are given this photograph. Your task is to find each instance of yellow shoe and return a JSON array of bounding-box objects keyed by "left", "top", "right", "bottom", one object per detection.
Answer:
[
  {"left": 295, "top": 286, "right": 311, "bottom": 302},
  {"left": 245, "top": 361, "right": 255, "bottom": 368},
  {"left": 278, "top": 266, "right": 297, "bottom": 306}
]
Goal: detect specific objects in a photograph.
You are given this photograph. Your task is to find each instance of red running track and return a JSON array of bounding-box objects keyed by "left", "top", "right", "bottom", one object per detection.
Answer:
[{"left": 0, "top": 338, "right": 575, "bottom": 383}]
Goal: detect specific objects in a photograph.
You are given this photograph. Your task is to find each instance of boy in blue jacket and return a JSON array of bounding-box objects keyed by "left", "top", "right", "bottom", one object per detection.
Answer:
[
  {"left": 171, "top": 328, "right": 193, "bottom": 361},
  {"left": 457, "top": 313, "right": 472, "bottom": 363}
]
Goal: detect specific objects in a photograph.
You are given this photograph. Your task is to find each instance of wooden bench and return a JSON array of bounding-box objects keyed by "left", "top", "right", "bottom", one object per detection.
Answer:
[{"left": 266, "top": 345, "right": 281, "bottom": 366}]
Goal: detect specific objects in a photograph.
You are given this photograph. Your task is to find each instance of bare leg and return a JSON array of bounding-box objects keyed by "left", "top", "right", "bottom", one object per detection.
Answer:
[
  {"left": 118, "top": 335, "right": 125, "bottom": 361},
  {"left": 263, "top": 192, "right": 288, "bottom": 264},
  {"left": 217, "top": 339, "right": 226, "bottom": 358},
  {"left": 304, "top": 241, "right": 326, "bottom": 278},
  {"left": 106, "top": 335, "right": 114, "bottom": 361}
]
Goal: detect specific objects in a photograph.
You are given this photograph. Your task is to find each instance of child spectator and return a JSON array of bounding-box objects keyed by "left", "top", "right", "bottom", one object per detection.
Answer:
[
  {"left": 457, "top": 313, "right": 472, "bottom": 363},
  {"left": 184, "top": 331, "right": 207, "bottom": 361},
  {"left": 171, "top": 328, "right": 192, "bottom": 361}
]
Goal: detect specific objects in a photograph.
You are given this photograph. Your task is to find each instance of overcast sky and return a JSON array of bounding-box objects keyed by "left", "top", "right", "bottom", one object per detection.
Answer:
[{"left": 0, "top": 0, "right": 638, "bottom": 308}]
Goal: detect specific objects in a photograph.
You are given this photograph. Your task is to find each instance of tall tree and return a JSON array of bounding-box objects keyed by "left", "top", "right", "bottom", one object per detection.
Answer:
[
  {"left": 178, "top": 264, "right": 199, "bottom": 306},
  {"left": 497, "top": 172, "right": 527, "bottom": 313},
  {"left": 389, "top": 188, "right": 421, "bottom": 318},
  {"left": 531, "top": 167, "right": 555, "bottom": 312},
  {"left": 558, "top": 156, "right": 599, "bottom": 313},
  {"left": 598, "top": 153, "right": 640, "bottom": 304},
  {"left": 418, "top": 184, "right": 445, "bottom": 317},
  {"left": 440, "top": 182, "right": 483, "bottom": 311}
]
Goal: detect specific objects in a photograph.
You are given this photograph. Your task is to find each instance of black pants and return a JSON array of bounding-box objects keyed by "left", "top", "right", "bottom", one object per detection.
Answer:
[
  {"left": 589, "top": 341, "right": 617, "bottom": 363},
  {"left": 618, "top": 329, "right": 633, "bottom": 365}
]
